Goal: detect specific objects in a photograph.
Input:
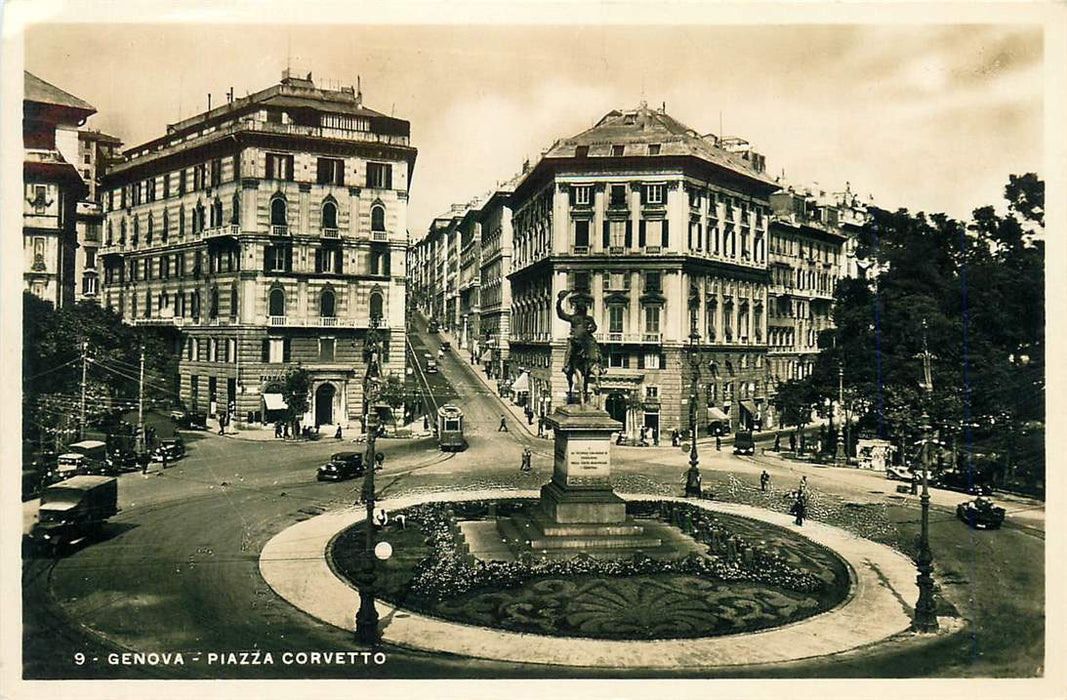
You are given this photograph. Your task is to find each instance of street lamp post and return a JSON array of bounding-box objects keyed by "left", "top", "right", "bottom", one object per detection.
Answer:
[
  {"left": 913, "top": 319, "right": 939, "bottom": 632},
  {"left": 355, "top": 318, "right": 384, "bottom": 645},
  {"left": 834, "top": 363, "right": 846, "bottom": 466},
  {"left": 685, "top": 333, "right": 702, "bottom": 498}
]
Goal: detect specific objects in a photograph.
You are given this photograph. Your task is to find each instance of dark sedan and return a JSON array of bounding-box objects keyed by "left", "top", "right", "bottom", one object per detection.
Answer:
[{"left": 316, "top": 452, "right": 365, "bottom": 481}]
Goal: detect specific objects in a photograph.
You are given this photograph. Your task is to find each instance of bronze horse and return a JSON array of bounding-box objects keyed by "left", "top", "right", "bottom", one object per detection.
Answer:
[{"left": 556, "top": 289, "right": 605, "bottom": 405}]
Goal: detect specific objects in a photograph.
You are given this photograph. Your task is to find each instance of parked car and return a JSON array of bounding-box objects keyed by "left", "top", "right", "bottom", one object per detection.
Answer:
[
  {"left": 886, "top": 465, "right": 915, "bottom": 481},
  {"left": 180, "top": 412, "right": 208, "bottom": 430},
  {"left": 317, "top": 452, "right": 365, "bottom": 481},
  {"left": 933, "top": 468, "right": 994, "bottom": 496},
  {"left": 956, "top": 496, "right": 1006, "bottom": 529},
  {"left": 425, "top": 360, "right": 439, "bottom": 374},
  {"left": 440, "top": 341, "right": 451, "bottom": 350},
  {"left": 106, "top": 451, "right": 139, "bottom": 473},
  {"left": 151, "top": 438, "right": 185, "bottom": 463},
  {"left": 427, "top": 320, "right": 440, "bottom": 333},
  {"left": 733, "top": 431, "right": 755, "bottom": 456}
]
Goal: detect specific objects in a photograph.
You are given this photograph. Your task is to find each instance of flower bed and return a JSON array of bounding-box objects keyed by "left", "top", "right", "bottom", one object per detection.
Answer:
[{"left": 330, "top": 497, "right": 852, "bottom": 640}]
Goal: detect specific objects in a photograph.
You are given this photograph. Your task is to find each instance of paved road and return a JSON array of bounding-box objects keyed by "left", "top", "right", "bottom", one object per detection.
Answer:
[{"left": 21, "top": 321, "right": 1045, "bottom": 679}]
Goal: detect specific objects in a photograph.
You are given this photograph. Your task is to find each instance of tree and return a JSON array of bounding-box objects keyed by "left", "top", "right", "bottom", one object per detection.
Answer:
[
  {"left": 773, "top": 379, "right": 817, "bottom": 438},
  {"left": 379, "top": 374, "right": 407, "bottom": 431},
  {"left": 282, "top": 365, "right": 311, "bottom": 436}
]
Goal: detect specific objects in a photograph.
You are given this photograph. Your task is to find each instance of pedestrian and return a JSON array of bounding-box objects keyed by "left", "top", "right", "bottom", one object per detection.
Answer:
[
  {"left": 394, "top": 513, "right": 407, "bottom": 530},
  {"left": 760, "top": 470, "right": 770, "bottom": 492},
  {"left": 423, "top": 415, "right": 430, "bottom": 431},
  {"left": 773, "top": 433, "right": 781, "bottom": 452},
  {"left": 498, "top": 415, "right": 508, "bottom": 432},
  {"left": 218, "top": 415, "right": 225, "bottom": 436},
  {"left": 639, "top": 427, "right": 648, "bottom": 447},
  {"left": 799, "top": 475, "right": 808, "bottom": 493},
  {"left": 789, "top": 432, "right": 797, "bottom": 453},
  {"left": 715, "top": 435, "right": 722, "bottom": 452},
  {"left": 335, "top": 424, "right": 343, "bottom": 440},
  {"left": 375, "top": 452, "right": 385, "bottom": 471},
  {"left": 537, "top": 418, "right": 544, "bottom": 438},
  {"left": 140, "top": 452, "right": 149, "bottom": 476},
  {"left": 520, "top": 447, "right": 532, "bottom": 473},
  {"left": 315, "top": 423, "right": 321, "bottom": 435},
  {"left": 374, "top": 508, "right": 388, "bottom": 529},
  {"left": 791, "top": 492, "right": 806, "bottom": 526},
  {"left": 672, "top": 429, "right": 680, "bottom": 447},
  {"left": 653, "top": 427, "right": 659, "bottom": 446},
  {"left": 283, "top": 422, "right": 290, "bottom": 439},
  {"left": 275, "top": 422, "right": 283, "bottom": 438},
  {"left": 161, "top": 450, "right": 168, "bottom": 471},
  {"left": 684, "top": 467, "right": 702, "bottom": 498}
]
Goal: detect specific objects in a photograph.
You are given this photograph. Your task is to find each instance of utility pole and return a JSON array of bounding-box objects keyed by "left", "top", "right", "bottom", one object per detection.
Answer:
[
  {"left": 684, "top": 334, "right": 702, "bottom": 498},
  {"left": 834, "top": 362, "right": 845, "bottom": 465},
  {"left": 913, "top": 319, "right": 939, "bottom": 632},
  {"left": 79, "top": 341, "right": 89, "bottom": 440},
  {"left": 355, "top": 316, "right": 383, "bottom": 645},
  {"left": 137, "top": 345, "right": 146, "bottom": 454}
]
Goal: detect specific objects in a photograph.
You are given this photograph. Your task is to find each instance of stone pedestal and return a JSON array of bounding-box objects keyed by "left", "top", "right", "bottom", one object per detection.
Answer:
[{"left": 499, "top": 404, "right": 666, "bottom": 559}]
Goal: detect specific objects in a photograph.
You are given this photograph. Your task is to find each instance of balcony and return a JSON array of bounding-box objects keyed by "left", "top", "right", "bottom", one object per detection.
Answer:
[
  {"left": 644, "top": 246, "right": 662, "bottom": 255},
  {"left": 319, "top": 317, "right": 339, "bottom": 327},
  {"left": 608, "top": 246, "right": 625, "bottom": 256},
  {"left": 269, "top": 315, "right": 287, "bottom": 326},
  {"left": 571, "top": 246, "right": 589, "bottom": 255},
  {"left": 271, "top": 225, "right": 289, "bottom": 236},
  {"left": 371, "top": 230, "right": 388, "bottom": 242},
  {"left": 642, "top": 332, "right": 662, "bottom": 343},
  {"left": 322, "top": 227, "right": 339, "bottom": 239}
]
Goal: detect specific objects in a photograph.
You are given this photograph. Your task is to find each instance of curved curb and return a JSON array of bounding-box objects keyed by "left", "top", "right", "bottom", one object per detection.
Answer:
[{"left": 260, "top": 489, "right": 918, "bottom": 669}]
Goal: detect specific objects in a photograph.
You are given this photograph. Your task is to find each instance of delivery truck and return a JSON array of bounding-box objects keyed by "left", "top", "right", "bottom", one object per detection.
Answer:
[{"left": 30, "top": 475, "right": 119, "bottom": 552}]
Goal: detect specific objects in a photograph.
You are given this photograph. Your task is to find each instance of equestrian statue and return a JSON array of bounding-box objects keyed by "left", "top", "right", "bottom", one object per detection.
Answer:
[{"left": 556, "top": 289, "right": 605, "bottom": 405}]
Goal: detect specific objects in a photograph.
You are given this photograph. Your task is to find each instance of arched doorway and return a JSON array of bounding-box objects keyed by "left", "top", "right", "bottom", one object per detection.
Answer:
[
  {"left": 605, "top": 391, "right": 627, "bottom": 425},
  {"left": 315, "top": 383, "right": 336, "bottom": 426}
]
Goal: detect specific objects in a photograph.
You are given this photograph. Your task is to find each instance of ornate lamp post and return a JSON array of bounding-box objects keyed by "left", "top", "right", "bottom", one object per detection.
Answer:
[
  {"left": 834, "top": 362, "right": 846, "bottom": 466},
  {"left": 355, "top": 317, "right": 384, "bottom": 645},
  {"left": 685, "top": 332, "right": 702, "bottom": 498},
  {"left": 913, "top": 319, "right": 939, "bottom": 632}
]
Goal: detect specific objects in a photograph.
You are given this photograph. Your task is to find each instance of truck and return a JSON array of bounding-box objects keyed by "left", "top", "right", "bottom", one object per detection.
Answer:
[
  {"left": 733, "top": 430, "right": 756, "bottom": 456},
  {"left": 30, "top": 475, "right": 119, "bottom": 551}
]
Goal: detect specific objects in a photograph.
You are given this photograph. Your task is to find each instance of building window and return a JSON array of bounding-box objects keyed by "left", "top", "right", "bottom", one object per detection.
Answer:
[
  {"left": 645, "top": 385, "right": 659, "bottom": 398},
  {"left": 366, "top": 162, "right": 392, "bottom": 189},
  {"left": 322, "top": 200, "right": 338, "bottom": 229},
  {"left": 648, "top": 144, "right": 661, "bottom": 156},
  {"left": 265, "top": 245, "right": 290, "bottom": 273},
  {"left": 210, "top": 158, "right": 222, "bottom": 187},
  {"left": 611, "top": 145, "right": 625, "bottom": 157},
  {"left": 231, "top": 192, "right": 241, "bottom": 225},
  {"left": 573, "top": 271, "right": 591, "bottom": 293},
  {"left": 270, "top": 197, "right": 287, "bottom": 226},
  {"left": 573, "top": 220, "right": 589, "bottom": 249},
  {"left": 644, "top": 271, "right": 661, "bottom": 293},
  {"left": 609, "top": 184, "right": 627, "bottom": 208},
  {"left": 371, "top": 204, "right": 386, "bottom": 232},
  {"left": 369, "top": 291, "right": 384, "bottom": 322},
  {"left": 571, "top": 186, "right": 592, "bottom": 206},
  {"left": 643, "top": 183, "right": 664, "bottom": 205},
  {"left": 315, "top": 247, "right": 342, "bottom": 274},
  {"left": 608, "top": 220, "right": 627, "bottom": 248},
  {"left": 320, "top": 289, "right": 336, "bottom": 317},
  {"left": 319, "top": 338, "right": 336, "bottom": 362},
  {"left": 316, "top": 158, "right": 345, "bottom": 186},
  {"left": 265, "top": 153, "right": 294, "bottom": 181},
  {"left": 644, "top": 306, "right": 660, "bottom": 334},
  {"left": 81, "top": 275, "right": 97, "bottom": 296},
  {"left": 268, "top": 288, "right": 285, "bottom": 316},
  {"left": 268, "top": 338, "right": 286, "bottom": 364},
  {"left": 608, "top": 305, "right": 624, "bottom": 334},
  {"left": 178, "top": 169, "right": 187, "bottom": 195},
  {"left": 84, "top": 249, "right": 97, "bottom": 269}
]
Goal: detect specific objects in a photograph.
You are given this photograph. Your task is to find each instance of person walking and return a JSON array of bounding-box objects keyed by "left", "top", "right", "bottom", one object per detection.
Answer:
[
  {"left": 773, "top": 433, "right": 781, "bottom": 452},
  {"left": 760, "top": 470, "right": 770, "bottom": 492},
  {"left": 684, "top": 467, "right": 702, "bottom": 498},
  {"left": 335, "top": 424, "right": 343, "bottom": 440},
  {"left": 715, "top": 435, "right": 722, "bottom": 452},
  {"left": 140, "top": 452, "right": 149, "bottom": 476},
  {"left": 520, "top": 447, "right": 532, "bottom": 474},
  {"left": 789, "top": 432, "right": 797, "bottom": 453},
  {"left": 791, "top": 492, "right": 806, "bottom": 526},
  {"left": 671, "top": 429, "right": 680, "bottom": 448},
  {"left": 498, "top": 415, "right": 509, "bottom": 432},
  {"left": 274, "top": 421, "right": 283, "bottom": 438}
]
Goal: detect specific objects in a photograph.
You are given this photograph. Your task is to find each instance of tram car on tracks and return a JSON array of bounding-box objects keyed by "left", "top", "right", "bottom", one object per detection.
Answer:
[{"left": 437, "top": 404, "right": 468, "bottom": 452}]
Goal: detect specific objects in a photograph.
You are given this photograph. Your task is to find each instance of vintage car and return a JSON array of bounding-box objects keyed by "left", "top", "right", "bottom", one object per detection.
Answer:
[
  {"left": 956, "top": 497, "right": 1006, "bottom": 529},
  {"left": 934, "top": 469, "right": 994, "bottom": 496},
  {"left": 106, "top": 451, "right": 139, "bottom": 473},
  {"left": 733, "top": 431, "right": 755, "bottom": 456},
  {"left": 425, "top": 360, "right": 439, "bottom": 374},
  {"left": 317, "top": 452, "right": 365, "bottom": 481},
  {"left": 886, "top": 465, "right": 915, "bottom": 481},
  {"left": 151, "top": 438, "right": 185, "bottom": 463},
  {"left": 440, "top": 340, "right": 451, "bottom": 351}
]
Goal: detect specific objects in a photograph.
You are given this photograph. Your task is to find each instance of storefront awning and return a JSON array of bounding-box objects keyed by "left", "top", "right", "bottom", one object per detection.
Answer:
[
  {"left": 511, "top": 372, "right": 530, "bottom": 393},
  {"left": 707, "top": 407, "right": 730, "bottom": 422},
  {"left": 262, "top": 393, "right": 288, "bottom": 411},
  {"left": 739, "top": 400, "right": 758, "bottom": 416}
]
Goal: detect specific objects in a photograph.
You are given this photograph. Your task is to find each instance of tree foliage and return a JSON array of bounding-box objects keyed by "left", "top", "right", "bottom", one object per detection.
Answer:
[
  {"left": 282, "top": 365, "right": 311, "bottom": 433},
  {"left": 809, "top": 174, "right": 1044, "bottom": 489}
]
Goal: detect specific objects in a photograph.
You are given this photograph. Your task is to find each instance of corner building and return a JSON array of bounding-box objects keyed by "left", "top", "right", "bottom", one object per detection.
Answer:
[
  {"left": 101, "top": 72, "right": 416, "bottom": 428},
  {"left": 508, "top": 105, "right": 779, "bottom": 438}
]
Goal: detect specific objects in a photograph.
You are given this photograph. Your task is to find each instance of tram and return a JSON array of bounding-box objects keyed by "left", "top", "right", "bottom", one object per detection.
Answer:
[{"left": 436, "top": 404, "right": 468, "bottom": 452}]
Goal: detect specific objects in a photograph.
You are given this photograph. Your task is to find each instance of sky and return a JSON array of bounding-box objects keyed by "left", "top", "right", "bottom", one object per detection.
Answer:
[{"left": 24, "top": 21, "right": 1044, "bottom": 236}]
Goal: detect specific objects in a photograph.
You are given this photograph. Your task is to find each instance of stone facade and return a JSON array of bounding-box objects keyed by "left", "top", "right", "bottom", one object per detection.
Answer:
[{"left": 100, "top": 71, "right": 416, "bottom": 428}]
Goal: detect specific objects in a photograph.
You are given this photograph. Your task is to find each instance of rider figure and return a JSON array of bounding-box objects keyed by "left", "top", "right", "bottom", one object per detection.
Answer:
[{"left": 556, "top": 289, "right": 604, "bottom": 402}]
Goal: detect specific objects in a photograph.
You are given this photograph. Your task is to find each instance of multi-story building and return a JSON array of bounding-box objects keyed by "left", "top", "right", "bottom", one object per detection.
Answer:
[
  {"left": 476, "top": 176, "right": 520, "bottom": 379},
  {"left": 75, "top": 130, "right": 124, "bottom": 302},
  {"left": 23, "top": 72, "right": 95, "bottom": 308},
  {"left": 457, "top": 201, "right": 482, "bottom": 353},
  {"left": 100, "top": 71, "right": 416, "bottom": 428},
  {"left": 507, "top": 104, "right": 780, "bottom": 438}
]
